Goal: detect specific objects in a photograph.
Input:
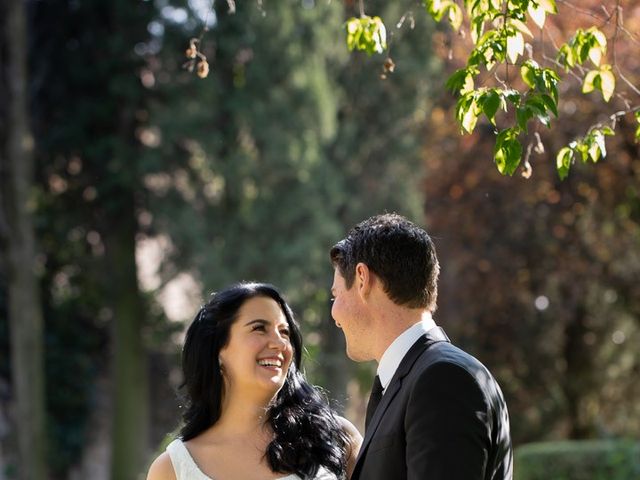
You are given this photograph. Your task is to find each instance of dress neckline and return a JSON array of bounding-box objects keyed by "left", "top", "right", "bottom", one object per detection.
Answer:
[{"left": 174, "top": 439, "right": 300, "bottom": 480}]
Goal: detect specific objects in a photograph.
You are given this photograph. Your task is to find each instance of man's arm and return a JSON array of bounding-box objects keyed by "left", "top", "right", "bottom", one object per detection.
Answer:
[{"left": 405, "top": 361, "right": 490, "bottom": 480}]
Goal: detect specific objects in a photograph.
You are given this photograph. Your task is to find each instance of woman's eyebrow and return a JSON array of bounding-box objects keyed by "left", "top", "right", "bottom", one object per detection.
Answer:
[{"left": 244, "top": 318, "right": 269, "bottom": 327}]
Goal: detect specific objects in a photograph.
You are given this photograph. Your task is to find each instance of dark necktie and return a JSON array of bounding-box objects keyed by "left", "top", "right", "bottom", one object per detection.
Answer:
[{"left": 365, "top": 375, "right": 383, "bottom": 429}]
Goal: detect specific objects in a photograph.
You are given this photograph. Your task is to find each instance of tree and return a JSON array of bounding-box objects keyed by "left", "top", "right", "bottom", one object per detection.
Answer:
[
  {"left": 0, "top": 0, "right": 47, "bottom": 478},
  {"left": 344, "top": 0, "right": 640, "bottom": 178},
  {"left": 421, "top": 49, "right": 639, "bottom": 442}
]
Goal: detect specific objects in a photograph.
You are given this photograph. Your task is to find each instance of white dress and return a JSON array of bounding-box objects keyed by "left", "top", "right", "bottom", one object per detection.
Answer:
[{"left": 166, "top": 439, "right": 339, "bottom": 480}]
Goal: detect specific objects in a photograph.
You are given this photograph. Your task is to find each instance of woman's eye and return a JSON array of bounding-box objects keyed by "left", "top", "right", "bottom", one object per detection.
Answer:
[
  {"left": 252, "top": 324, "right": 265, "bottom": 332},
  {"left": 280, "top": 329, "right": 290, "bottom": 338}
]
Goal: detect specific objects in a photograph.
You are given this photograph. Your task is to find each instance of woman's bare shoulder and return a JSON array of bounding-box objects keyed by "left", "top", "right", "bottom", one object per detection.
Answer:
[
  {"left": 336, "top": 415, "right": 362, "bottom": 444},
  {"left": 146, "top": 451, "right": 176, "bottom": 480},
  {"left": 336, "top": 416, "right": 362, "bottom": 479}
]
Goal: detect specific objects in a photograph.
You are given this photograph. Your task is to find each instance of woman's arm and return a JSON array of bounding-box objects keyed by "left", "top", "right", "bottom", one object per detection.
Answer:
[
  {"left": 337, "top": 416, "right": 363, "bottom": 479},
  {"left": 146, "top": 452, "right": 177, "bottom": 480}
]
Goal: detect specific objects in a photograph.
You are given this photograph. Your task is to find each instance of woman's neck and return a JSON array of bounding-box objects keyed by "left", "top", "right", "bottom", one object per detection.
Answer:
[{"left": 212, "top": 388, "right": 274, "bottom": 438}]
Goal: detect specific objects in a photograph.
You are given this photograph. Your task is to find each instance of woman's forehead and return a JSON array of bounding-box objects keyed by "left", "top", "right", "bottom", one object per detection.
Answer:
[{"left": 237, "top": 296, "right": 287, "bottom": 322}]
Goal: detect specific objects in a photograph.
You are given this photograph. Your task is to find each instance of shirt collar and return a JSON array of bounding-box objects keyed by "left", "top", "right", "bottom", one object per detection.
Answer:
[{"left": 377, "top": 314, "right": 437, "bottom": 391}]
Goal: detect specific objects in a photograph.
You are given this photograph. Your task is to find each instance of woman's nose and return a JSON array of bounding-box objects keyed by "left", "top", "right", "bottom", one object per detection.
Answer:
[{"left": 269, "top": 331, "right": 288, "bottom": 349}]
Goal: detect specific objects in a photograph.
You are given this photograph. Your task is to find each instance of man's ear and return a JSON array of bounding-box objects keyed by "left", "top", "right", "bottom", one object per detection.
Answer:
[{"left": 354, "top": 262, "right": 372, "bottom": 300}]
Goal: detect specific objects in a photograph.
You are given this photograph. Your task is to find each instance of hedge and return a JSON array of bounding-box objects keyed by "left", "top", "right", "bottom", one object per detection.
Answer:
[{"left": 514, "top": 439, "right": 640, "bottom": 480}]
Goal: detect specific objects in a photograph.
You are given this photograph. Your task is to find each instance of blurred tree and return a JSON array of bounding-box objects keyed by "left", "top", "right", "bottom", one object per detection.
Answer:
[
  {"left": 27, "top": 0, "right": 156, "bottom": 478},
  {"left": 0, "top": 0, "right": 47, "bottom": 478},
  {"left": 142, "top": 0, "right": 438, "bottom": 419}
]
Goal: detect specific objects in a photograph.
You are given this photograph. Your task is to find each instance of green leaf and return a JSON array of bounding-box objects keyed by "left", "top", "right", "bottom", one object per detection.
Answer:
[
  {"left": 556, "top": 146, "right": 574, "bottom": 180},
  {"left": 635, "top": 125, "right": 640, "bottom": 142},
  {"left": 505, "top": 90, "right": 521, "bottom": 106},
  {"left": 345, "top": 16, "right": 387, "bottom": 55},
  {"left": 578, "top": 40, "right": 591, "bottom": 64},
  {"left": 516, "top": 107, "right": 533, "bottom": 132},
  {"left": 482, "top": 90, "right": 501, "bottom": 125},
  {"left": 446, "top": 68, "right": 468, "bottom": 94},
  {"left": 601, "top": 126, "right": 615, "bottom": 136},
  {"left": 576, "top": 142, "right": 589, "bottom": 162},
  {"left": 541, "top": 94, "right": 558, "bottom": 117},
  {"left": 592, "top": 130, "right": 607, "bottom": 159},
  {"left": 471, "top": 16, "right": 485, "bottom": 44},
  {"left": 494, "top": 129, "right": 522, "bottom": 176},
  {"left": 521, "top": 62, "right": 536, "bottom": 89},
  {"left": 507, "top": 31, "right": 524, "bottom": 64},
  {"left": 525, "top": 96, "right": 547, "bottom": 116},
  {"left": 557, "top": 44, "right": 575, "bottom": 69}
]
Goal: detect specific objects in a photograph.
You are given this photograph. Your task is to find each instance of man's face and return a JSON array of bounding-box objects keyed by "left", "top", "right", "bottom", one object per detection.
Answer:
[{"left": 331, "top": 268, "right": 373, "bottom": 361}]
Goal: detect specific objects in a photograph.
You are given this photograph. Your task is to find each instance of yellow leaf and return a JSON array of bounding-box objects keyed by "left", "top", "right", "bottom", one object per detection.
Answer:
[
  {"left": 528, "top": 4, "right": 546, "bottom": 28},
  {"left": 588, "top": 46, "right": 602, "bottom": 66},
  {"left": 590, "top": 28, "right": 607, "bottom": 47},
  {"left": 462, "top": 99, "right": 480, "bottom": 133},
  {"left": 461, "top": 74, "right": 475, "bottom": 94},
  {"left": 539, "top": 0, "right": 558, "bottom": 14},
  {"left": 507, "top": 32, "right": 524, "bottom": 64},
  {"left": 600, "top": 68, "right": 615, "bottom": 102},
  {"left": 448, "top": 3, "right": 463, "bottom": 31},
  {"left": 510, "top": 19, "right": 533, "bottom": 38},
  {"left": 582, "top": 70, "right": 598, "bottom": 94}
]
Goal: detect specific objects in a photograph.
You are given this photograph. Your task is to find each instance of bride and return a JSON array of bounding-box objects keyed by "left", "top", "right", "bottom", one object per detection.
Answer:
[{"left": 147, "top": 282, "right": 361, "bottom": 480}]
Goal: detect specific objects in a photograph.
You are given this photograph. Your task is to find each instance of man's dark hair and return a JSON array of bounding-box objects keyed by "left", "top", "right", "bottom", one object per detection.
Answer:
[{"left": 330, "top": 213, "right": 440, "bottom": 310}]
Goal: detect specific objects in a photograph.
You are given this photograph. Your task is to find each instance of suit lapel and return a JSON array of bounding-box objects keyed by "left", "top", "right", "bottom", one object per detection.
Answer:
[{"left": 352, "top": 327, "right": 450, "bottom": 477}]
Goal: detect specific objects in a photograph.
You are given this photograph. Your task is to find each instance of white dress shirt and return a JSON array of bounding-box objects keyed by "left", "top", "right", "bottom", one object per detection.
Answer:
[{"left": 377, "top": 315, "right": 437, "bottom": 393}]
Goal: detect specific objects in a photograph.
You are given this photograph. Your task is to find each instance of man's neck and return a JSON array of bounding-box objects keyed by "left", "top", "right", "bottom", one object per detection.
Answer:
[{"left": 373, "top": 309, "right": 434, "bottom": 362}]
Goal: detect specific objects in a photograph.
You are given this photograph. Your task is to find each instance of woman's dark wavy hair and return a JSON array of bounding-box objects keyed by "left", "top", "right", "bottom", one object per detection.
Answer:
[{"left": 180, "top": 282, "right": 349, "bottom": 478}]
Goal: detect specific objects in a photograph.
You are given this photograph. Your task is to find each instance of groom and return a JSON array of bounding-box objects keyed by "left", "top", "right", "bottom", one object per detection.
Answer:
[{"left": 330, "top": 213, "right": 513, "bottom": 480}]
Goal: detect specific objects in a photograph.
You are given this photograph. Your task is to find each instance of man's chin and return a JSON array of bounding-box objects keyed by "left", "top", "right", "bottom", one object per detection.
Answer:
[{"left": 346, "top": 346, "right": 368, "bottom": 362}]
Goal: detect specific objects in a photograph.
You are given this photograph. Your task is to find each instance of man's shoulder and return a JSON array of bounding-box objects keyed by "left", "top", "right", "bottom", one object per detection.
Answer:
[
  {"left": 411, "top": 339, "right": 494, "bottom": 384},
  {"left": 418, "top": 336, "right": 481, "bottom": 366}
]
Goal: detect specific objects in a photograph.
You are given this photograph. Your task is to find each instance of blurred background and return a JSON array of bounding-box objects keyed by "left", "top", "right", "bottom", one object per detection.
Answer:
[{"left": 1, "top": 0, "right": 638, "bottom": 479}]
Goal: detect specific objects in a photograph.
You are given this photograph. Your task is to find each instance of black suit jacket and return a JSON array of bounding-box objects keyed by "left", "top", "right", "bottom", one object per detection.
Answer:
[{"left": 352, "top": 327, "right": 513, "bottom": 480}]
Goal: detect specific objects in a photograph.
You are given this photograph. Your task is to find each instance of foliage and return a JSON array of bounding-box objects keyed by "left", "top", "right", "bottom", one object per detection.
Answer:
[
  {"left": 346, "top": 16, "right": 387, "bottom": 55},
  {"left": 514, "top": 440, "right": 640, "bottom": 480},
  {"left": 423, "top": 71, "right": 640, "bottom": 443},
  {"left": 345, "top": 0, "right": 640, "bottom": 178}
]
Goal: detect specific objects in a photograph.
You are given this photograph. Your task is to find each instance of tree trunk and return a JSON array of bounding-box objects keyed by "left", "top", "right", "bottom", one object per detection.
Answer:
[
  {"left": 103, "top": 197, "right": 149, "bottom": 480},
  {"left": 0, "top": 0, "right": 48, "bottom": 478}
]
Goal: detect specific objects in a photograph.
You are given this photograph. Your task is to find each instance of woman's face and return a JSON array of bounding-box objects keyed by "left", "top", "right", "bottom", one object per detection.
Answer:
[{"left": 219, "top": 296, "right": 294, "bottom": 396}]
